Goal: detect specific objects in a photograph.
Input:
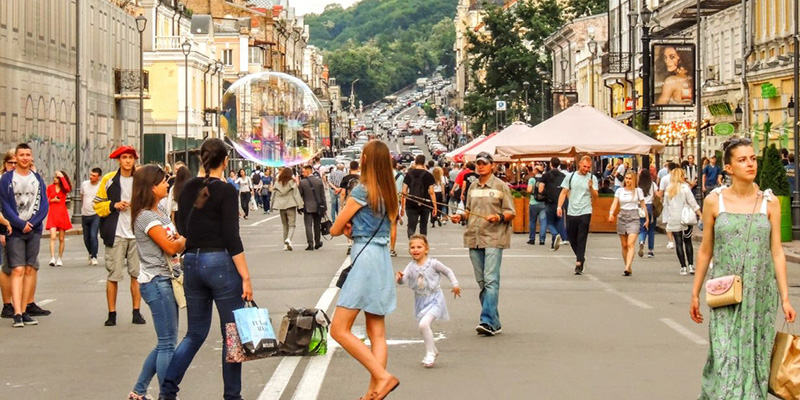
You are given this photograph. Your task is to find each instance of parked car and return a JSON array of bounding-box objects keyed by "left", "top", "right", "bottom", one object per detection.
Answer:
[
  {"left": 400, "top": 151, "right": 415, "bottom": 164},
  {"left": 403, "top": 136, "right": 416, "bottom": 145},
  {"left": 411, "top": 127, "right": 423, "bottom": 135}
]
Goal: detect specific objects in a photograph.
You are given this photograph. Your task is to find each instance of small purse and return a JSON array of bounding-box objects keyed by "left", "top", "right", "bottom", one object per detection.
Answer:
[
  {"left": 636, "top": 190, "right": 647, "bottom": 218},
  {"left": 165, "top": 252, "right": 186, "bottom": 309},
  {"left": 705, "top": 192, "right": 760, "bottom": 309}
]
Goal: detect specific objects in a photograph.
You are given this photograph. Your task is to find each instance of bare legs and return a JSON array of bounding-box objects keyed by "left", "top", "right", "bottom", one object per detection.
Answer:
[
  {"left": 10, "top": 266, "right": 36, "bottom": 314},
  {"left": 330, "top": 306, "right": 395, "bottom": 399},
  {"left": 49, "top": 228, "right": 66, "bottom": 260},
  {"left": 619, "top": 233, "right": 638, "bottom": 274},
  {"left": 106, "top": 279, "right": 142, "bottom": 313}
]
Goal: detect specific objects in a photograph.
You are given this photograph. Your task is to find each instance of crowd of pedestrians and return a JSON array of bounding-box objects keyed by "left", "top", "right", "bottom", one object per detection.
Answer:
[{"left": 0, "top": 133, "right": 798, "bottom": 399}]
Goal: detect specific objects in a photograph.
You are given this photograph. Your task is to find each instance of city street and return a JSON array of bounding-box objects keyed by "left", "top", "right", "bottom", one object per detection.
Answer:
[{"left": 3, "top": 209, "right": 799, "bottom": 399}]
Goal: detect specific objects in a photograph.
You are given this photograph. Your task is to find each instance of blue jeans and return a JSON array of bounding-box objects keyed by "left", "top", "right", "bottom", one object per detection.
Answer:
[
  {"left": 261, "top": 192, "right": 271, "bottom": 212},
  {"left": 133, "top": 276, "right": 179, "bottom": 396},
  {"left": 544, "top": 203, "right": 567, "bottom": 244},
  {"left": 161, "top": 251, "right": 244, "bottom": 400},
  {"left": 81, "top": 215, "right": 100, "bottom": 258},
  {"left": 528, "top": 203, "right": 548, "bottom": 243},
  {"left": 469, "top": 248, "right": 502, "bottom": 330},
  {"left": 638, "top": 204, "right": 655, "bottom": 251},
  {"left": 329, "top": 188, "right": 340, "bottom": 223}
]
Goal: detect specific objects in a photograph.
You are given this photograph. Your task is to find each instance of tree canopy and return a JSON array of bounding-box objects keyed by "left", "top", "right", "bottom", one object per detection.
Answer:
[{"left": 305, "top": 0, "right": 458, "bottom": 105}]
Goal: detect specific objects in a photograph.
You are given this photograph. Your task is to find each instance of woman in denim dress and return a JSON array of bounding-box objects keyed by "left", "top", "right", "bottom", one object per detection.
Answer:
[{"left": 330, "top": 140, "right": 400, "bottom": 400}]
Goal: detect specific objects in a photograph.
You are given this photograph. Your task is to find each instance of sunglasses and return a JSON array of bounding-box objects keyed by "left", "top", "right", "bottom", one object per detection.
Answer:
[
  {"left": 723, "top": 137, "right": 752, "bottom": 151},
  {"left": 6, "top": 161, "right": 16, "bottom": 165}
]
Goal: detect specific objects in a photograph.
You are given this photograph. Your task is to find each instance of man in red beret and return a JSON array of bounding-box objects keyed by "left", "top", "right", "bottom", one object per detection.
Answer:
[{"left": 93, "top": 145, "right": 145, "bottom": 327}]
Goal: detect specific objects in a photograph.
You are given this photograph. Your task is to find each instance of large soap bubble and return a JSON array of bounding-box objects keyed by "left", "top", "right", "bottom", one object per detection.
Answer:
[{"left": 221, "top": 72, "right": 324, "bottom": 168}]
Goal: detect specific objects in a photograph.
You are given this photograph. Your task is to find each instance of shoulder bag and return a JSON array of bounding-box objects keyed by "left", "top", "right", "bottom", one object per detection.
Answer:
[
  {"left": 165, "top": 252, "right": 186, "bottom": 308},
  {"left": 705, "top": 193, "right": 761, "bottom": 308},
  {"left": 636, "top": 189, "right": 647, "bottom": 218},
  {"left": 336, "top": 213, "right": 385, "bottom": 289},
  {"left": 680, "top": 187, "right": 698, "bottom": 225}
]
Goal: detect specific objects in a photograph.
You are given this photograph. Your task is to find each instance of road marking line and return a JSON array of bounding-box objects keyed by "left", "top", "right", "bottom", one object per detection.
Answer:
[
  {"left": 257, "top": 357, "right": 302, "bottom": 400},
  {"left": 259, "top": 258, "right": 350, "bottom": 400},
  {"left": 37, "top": 299, "right": 56, "bottom": 306},
  {"left": 397, "top": 254, "right": 573, "bottom": 258},
  {"left": 247, "top": 215, "right": 280, "bottom": 227},
  {"left": 660, "top": 318, "right": 708, "bottom": 345},
  {"left": 586, "top": 275, "right": 652, "bottom": 309}
]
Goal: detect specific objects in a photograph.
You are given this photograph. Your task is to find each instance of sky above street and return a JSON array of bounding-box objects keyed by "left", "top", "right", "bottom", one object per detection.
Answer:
[{"left": 293, "top": 0, "right": 359, "bottom": 16}]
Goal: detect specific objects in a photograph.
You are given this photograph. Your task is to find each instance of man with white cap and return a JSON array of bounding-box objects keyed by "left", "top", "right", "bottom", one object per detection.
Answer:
[
  {"left": 94, "top": 145, "right": 145, "bottom": 327},
  {"left": 451, "top": 151, "right": 515, "bottom": 336}
]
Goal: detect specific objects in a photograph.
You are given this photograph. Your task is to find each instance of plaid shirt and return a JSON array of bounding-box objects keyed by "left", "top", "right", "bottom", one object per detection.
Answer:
[{"left": 328, "top": 168, "right": 346, "bottom": 189}]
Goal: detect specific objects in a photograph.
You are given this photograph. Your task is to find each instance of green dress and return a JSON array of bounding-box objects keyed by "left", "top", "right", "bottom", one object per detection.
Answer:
[{"left": 700, "top": 189, "right": 778, "bottom": 399}]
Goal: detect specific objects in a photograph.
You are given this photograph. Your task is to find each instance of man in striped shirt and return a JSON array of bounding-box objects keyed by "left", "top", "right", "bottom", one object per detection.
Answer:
[{"left": 326, "top": 163, "right": 346, "bottom": 222}]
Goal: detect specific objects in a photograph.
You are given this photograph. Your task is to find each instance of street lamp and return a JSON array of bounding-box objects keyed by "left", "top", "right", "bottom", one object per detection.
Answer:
[
  {"left": 522, "top": 81, "right": 530, "bottom": 122},
  {"left": 792, "top": 0, "right": 800, "bottom": 239},
  {"left": 349, "top": 78, "right": 359, "bottom": 114},
  {"left": 510, "top": 90, "right": 517, "bottom": 121},
  {"left": 639, "top": 4, "right": 653, "bottom": 169},
  {"left": 216, "top": 60, "right": 223, "bottom": 138},
  {"left": 789, "top": 97, "right": 796, "bottom": 118},
  {"left": 136, "top": 14, "right": 147, "bottom": 155},
  {"left": 734, "top": 104, "right": 744, "bottom": 123},
  {"left": 587, "top": 39, "right": 598, "bottom": 107},
  {"left": 560, "top": 59, "right": 569, "bottom": 90},
  {"left": 540, "top": 71, "right": 550, "bottom": 122},
  {"left": 181, "top": 39, "right": 191, "bottom": 165}
]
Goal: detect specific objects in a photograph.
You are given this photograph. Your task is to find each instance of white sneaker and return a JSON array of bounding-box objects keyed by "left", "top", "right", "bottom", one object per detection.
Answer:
[
  {"left": 49, "top": 258, "right": 55, "bottom": 266},
  {"left": 284, "top": 239, "right": 293, "bottom": 251},
  {"left": 667, "top": 241, "right": 675, "bottom": 249},
  {"left": 561, "top": 240, "right": 570, "bottom": 246},
  {"left": 55, "top": 258, "right": 63, "bottom": 267},
  {"left": 421, "top": 352, "right": 437, "bottom": 368},
  {"left": 87, "top": 256, "right": 93, "bottom": 266},
  {"left": 680, "top": 267, "right": 688, "bottom": 276},
  {"left": 91, "top": 257, "right": 98, "bottom": 266},
  {"left": 553, "top": 235, "right": 563, "bottom": 251},
  {"left": 689, "top": 265, "right": 696, "bottom": 275}
]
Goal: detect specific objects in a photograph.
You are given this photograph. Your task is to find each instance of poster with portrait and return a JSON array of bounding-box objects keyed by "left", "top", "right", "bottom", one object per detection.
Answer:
[
  {"left": 552, "top": 92, "right": 578, "bottom": 115},
  {"left": 651, "top": 43, "right": 696, "bottom": 108}
]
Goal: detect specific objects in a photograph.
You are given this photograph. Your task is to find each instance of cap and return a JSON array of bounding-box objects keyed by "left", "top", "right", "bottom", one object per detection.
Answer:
[
  {"left": 109, "top": 145, "right": 139, "bottom": 160},
  {"left": 475, "top": 152, "right": 494, "bottom": 164}
]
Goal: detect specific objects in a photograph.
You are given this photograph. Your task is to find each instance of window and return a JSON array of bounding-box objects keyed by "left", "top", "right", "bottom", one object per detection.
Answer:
[
  {"left": 248, "top": 47, "right": 263, "bottom": 65},
  {"left": 1, "top": 0, "right": 7, "bottom": 29},
  {"left": 11, "top": 0, "right": 18, "bottom": 32},
  {"left": 223, "top": 49, "right": 233, "bottom": 66}
]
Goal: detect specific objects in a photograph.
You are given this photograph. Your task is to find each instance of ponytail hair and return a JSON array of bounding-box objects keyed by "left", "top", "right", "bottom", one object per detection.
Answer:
[{"left": 195, "top": 138, "right": 227, "bottom": 209}]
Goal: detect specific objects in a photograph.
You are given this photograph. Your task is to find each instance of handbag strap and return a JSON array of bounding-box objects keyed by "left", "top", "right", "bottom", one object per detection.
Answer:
[
  {"left": 739, "top": 191, "right": 762, "bottom": 267},
  {"left": 350, "top": 212, "right": 386, "bottom": 267}
]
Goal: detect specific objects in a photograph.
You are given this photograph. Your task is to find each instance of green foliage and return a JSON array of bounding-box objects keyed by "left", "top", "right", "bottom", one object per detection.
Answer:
[
  {"left": 305, "top": 0, "right": 458, "bottom": 104},
  {"left": 564, "top": 0, "right": 607, "bottom": 18},
  {"left": 464, "top": 0, "right": 566, "bottom": 133},
  {"left": 757, "top": 144, "right": 791, "bottom": 196},
  {"left": 421, "top": 102, "right": 437, "bottom": 119}
]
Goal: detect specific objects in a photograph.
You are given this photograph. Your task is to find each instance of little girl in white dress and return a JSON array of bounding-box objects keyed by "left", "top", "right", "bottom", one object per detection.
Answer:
[{"left": 396, "top": 234, "right": 460, "bottom": 368}]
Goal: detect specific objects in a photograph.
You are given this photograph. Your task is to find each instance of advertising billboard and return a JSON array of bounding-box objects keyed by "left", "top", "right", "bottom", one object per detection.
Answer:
[
  {"left": 552, "top": 92, "right": 578, "bottom": 115},
  {"left": 652, "top": 43, "right": 696, "bottom": 108}
]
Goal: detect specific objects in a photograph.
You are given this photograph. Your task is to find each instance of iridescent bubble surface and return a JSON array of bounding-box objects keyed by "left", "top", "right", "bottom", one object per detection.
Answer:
[{"left": 221, "top": 72, "right": 325, "bottom": 167}]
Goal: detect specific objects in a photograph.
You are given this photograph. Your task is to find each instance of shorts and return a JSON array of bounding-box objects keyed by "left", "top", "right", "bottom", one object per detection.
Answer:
[
  {"left": 105, "top": 237, "right": 140, "bottom": 282},
  {"left": 3, "top": 231, "right": 43, "bottom": 272}
]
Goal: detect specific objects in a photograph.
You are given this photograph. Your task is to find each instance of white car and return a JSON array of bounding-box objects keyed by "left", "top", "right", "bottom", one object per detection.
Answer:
[{"left": 403, "top": 136, "right": 415, "bottom": 145}]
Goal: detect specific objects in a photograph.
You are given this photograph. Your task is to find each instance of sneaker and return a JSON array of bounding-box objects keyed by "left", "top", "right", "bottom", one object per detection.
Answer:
[
  {"left": 48, "top": 257, "right": 55, "bottom": 267},
  {"left": 87, "top": 256, "right": 93, "bottom": 266},
  {"left": 574, "top": 263, "right": 583, "bottom": 275},
  {"left": 105, "top": 311, "right": 117, "bottom": 327},
  {"left": 132, "top": 309, "right": 146, "bottom": 325},
  {"left": 638, "top": 242, "right": 644, "bottom": 257},
  {"left": 526, "top": 240, "right": 536, "bottom": 245},
  {"left": 689, "top": 265, "right": 696, "bottom": 275},
  {"left": 421, "top": 352, "right": 437, "bottom": 368},
  {"left": 390, "top": 249, "right": 398, "bottom": 257},
  {"left": 26, "top": 302, "right": 51, "bottom": 316},
  {"left": 667, "top": 241, "right": 675, "bottom": 249},
  {"left": 1, "top": 303, "right": 13, "bottom": 319},
  {"left": 91, "top": 257, "right": 98, "bottom": 266},
  {"left": 476, "top": 323, "right": 495, "bottom": 336},
  {"left": 55, "top": 258, "right": 63, "bottom": 267},
  {"left": 553, "top": 235, "right": 563, "bottom": 251},
  {"left": 647, "top": 252, "right": 654, "bottom": 258},
  {"left": 680, "top": 267, "right": 688, "bottom": 276},
  {"left": 128, "top": 392, "right": 154, "bottom": 400},
  {"left": 539, "top": 241, "right": 545, "bottom": 245},
  {"left": 561, "top": 240, "right": 570, "bottom": 246},
  {"left": 21, "top": 313, "right": 38, "bottom": 325},
  {"left": 12, "top": 314, "right": 23, "bottom": 328},
  {"left": 284, "top": 239, "right": 293, "bottom": 251}
]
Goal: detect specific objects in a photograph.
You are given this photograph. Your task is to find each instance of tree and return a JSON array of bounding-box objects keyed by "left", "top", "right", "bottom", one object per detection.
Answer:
[{"left": 464, "top": 0, "right": 566, "bottom": 133}]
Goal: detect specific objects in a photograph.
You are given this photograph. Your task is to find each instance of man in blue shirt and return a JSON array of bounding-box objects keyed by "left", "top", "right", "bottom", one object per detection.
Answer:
[
  {"left": 702, "top": 155, "right": 721, "bottom": 196},
  {"left": 786, "top": 153, "right": 797, "bottom": 194}
]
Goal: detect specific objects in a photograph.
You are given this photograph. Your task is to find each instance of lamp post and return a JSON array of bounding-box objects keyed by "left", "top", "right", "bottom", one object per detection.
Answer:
[
  {"left": 136, "top": 14, "right": 146, "bottom": 155},
  {"left": 694, "top": 0, "right": 704, "bottom": 207},
  {"left": 503, "top": 93, "right": 509, "bottom": 128},
  {"left": 349, "top": 78, "right": 359, "bottom": 115},
  {"left": 735, "top": 104, "right": 744, "bottom": 124},
  {"left": 560, "top": 58, "right": 569, "bottom": 90},
  {"left": 494, "top": 95, "right": 499, "bottom": 132},
  {"left": 793, "top": 0, "right": 800, "bottom": 238},
  {"left": 182, "top": 39, "right": 191, "bottom": 164},
  {"left": 510, "top": 90, "right": 517, "bottom": 121},
  {"left": 640, "top": 5, "right": 653, "bottom": 169},
  {"left": 522, "top": 81, "right": 530, "bottom": 122},
  {"left": 587, "top": 39, "right": 598, "bottom": 107},
  {"left": 541, "top": 71, "right": 550, "bottom": 122},
  {"left": 216, "top": 60, "right": 223, "bottom": 138}
]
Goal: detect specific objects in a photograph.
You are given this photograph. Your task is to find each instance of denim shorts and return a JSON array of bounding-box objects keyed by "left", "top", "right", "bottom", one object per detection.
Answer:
[{"left": 4, "top": 231, "right": 42, "bottom": 272}]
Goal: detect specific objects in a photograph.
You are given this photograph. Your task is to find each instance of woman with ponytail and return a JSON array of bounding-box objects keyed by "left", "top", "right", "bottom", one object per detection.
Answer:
[{"left": 160, "top": 138, "right": 253, "bottom": 400}]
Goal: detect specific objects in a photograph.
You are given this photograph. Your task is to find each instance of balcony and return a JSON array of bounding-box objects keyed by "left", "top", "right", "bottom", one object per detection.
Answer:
[
  {"left": 114, "top": 69, "right": 149, "bottom": 100},
  {"left": 155, "top": 36, "right": 184, "bottom": 51},
  {"left": 601, "top": 53, "right": 631, "bottom": 75}
]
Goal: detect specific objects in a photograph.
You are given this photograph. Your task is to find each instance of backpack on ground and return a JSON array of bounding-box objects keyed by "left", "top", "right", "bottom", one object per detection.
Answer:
[
  {"left": 277, "top": 308, "right": 330, "bottom": 356},
  {"left": 544, "top": 170, "right": 565, "bottom": 204}
]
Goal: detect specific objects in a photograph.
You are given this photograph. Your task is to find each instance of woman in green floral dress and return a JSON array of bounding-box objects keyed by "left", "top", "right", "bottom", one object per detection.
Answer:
[{"left": 691, "top": 137, "right": 796, "bottom": 399}]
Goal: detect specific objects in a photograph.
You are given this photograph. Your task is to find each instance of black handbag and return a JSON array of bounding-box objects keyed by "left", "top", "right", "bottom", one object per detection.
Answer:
[
  {"left": 321, "top": 214, "right": 333, "bottom": 236},
  {"left": 336, "top": 214, "right": 385, "bottom": 289}
]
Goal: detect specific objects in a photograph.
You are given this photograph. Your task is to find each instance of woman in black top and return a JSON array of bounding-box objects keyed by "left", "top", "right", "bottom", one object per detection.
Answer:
[{"left": 161, "top": 138, "right": 253, "bottom": 400}]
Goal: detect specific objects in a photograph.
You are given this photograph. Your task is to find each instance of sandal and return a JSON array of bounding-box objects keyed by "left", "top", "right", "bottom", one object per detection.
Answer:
[
  {"left": 623, "top": 270, "right": 632, "bottom": 276},
  {"left": 373, "top": 376, "right": 400, "bottom": 399}
]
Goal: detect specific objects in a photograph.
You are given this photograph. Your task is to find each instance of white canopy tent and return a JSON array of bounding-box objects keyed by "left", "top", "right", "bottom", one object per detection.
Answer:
[{"left": 492, "top": 104, "right": 666, "bottom": 159}]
